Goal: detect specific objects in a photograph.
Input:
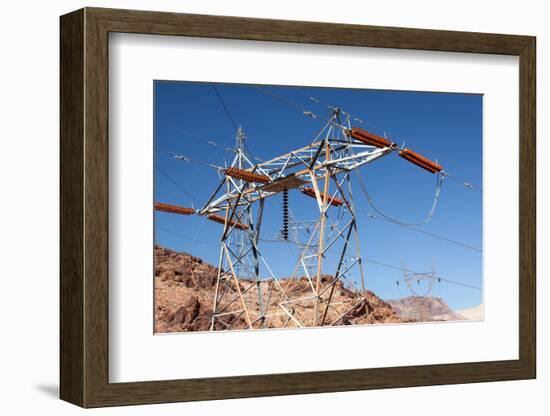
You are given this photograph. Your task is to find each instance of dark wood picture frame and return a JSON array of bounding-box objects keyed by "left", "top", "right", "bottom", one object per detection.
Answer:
[{"left": 60, "top": 7, "right": 536, "bottom": 408}]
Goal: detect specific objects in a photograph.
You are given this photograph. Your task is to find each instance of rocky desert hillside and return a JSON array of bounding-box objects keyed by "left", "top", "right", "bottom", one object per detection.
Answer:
[{"left": 154, "top": 245, "right": 412, "bottom": 333}]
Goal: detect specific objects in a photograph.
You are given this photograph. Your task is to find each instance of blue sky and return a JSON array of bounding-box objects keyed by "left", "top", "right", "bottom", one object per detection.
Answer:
[{"left": 154, "top": 81, "right": 483, "bottom": 310}]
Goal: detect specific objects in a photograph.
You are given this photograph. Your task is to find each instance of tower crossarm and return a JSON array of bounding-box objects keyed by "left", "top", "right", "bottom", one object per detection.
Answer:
[{"left": 199, "top": 138, "right": 396, "bottom": 214}]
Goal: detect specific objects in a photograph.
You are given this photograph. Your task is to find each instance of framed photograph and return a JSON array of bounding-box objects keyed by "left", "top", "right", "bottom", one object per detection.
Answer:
[{"left": 60, "top": 7, "right": 536, "bottom": 408}]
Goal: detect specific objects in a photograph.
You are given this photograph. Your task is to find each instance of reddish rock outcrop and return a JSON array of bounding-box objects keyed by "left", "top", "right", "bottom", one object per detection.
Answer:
[{"left": 154, "top": 245, "right": 411, "bottom": 333}]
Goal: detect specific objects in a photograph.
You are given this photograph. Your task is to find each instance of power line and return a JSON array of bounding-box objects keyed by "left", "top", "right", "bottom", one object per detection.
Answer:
[
  {"left": 361, "top": 210, "right": 482, "bottom": 253},
  {"left": 160, "top": 122, "right": 233, "bottom": 153},
  {"left": 156, "top": 147, "right": 223, "bottom": 170},
  {"left": 156, "top": 226, "right": 220, "bottom": 247},
  {"left": 253, "top": 86, "right": 482, "bottom": 195},
  {"left": 212, "top": 85, "right": 262, "bottom": 160},
  {"left": 251, "top": 236, "right": 482, "bottom": 290},
  {"left": 156, "top": 165, "right": 203, "bottom": 206},
  {"left": 436, "top": 277, "right": 482, "bottom": 291},
  {"left": 156, "top": 225, "right": 482, "bottom": 299},
  {"left": 252, "top": 85, "right": 319, "bottom": 119},
  {"left": 164, "top": 230, "right": 481, "bottom": 290},
  {"left": 268, "top": 89, "right": 481, "bottom": 194},
  {"left": 443, "top": 172, "right": 483, "bottom": 192},
  {"left": 363, "top": 258, "right": 481, "bottom": 290},
  {"left": 355, "top": 169, "right": 444, "bottom": 226},
  {"left": 212, "top": 84, "right": 239, "bottom": 133},
  {"left": 306, "top": 95, "right": 482, "bottom": 193}
]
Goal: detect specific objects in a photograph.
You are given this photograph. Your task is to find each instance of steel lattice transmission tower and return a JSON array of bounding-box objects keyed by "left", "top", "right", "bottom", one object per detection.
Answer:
[{"left": 155, "top": 106, "right": 445, "bottom": 330}]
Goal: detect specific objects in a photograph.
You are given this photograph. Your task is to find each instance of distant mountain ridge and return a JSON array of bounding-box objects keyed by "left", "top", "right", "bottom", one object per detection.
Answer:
[{"left": 387, "top": 296, "right": 466, "bottom": 322}]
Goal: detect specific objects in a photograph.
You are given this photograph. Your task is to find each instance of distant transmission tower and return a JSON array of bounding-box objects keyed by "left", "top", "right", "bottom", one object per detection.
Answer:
[{"left": 401, "top": 262, "right": 440, "bottom": 321}]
